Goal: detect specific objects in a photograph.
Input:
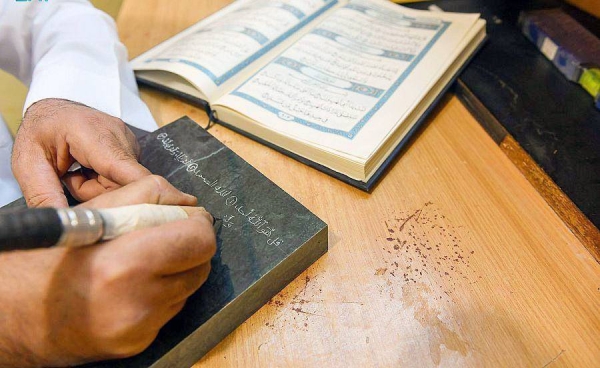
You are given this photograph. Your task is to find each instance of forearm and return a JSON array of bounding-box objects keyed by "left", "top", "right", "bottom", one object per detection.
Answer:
[
  {"left": 0, "top": 248, "right": 94, "bottom": 368},
  {"left": 0, "top": 252, "right": 47, "bottom": 368}
]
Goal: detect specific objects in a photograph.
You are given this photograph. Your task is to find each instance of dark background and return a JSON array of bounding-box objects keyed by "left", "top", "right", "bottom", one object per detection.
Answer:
[{"left": 406, "top": 0, "right": 600, "bottom": 229}]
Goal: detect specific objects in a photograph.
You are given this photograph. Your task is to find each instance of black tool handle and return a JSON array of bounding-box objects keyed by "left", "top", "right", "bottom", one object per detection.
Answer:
[{"left": 0, "top": 208, "right": 62, "bottom": 251}]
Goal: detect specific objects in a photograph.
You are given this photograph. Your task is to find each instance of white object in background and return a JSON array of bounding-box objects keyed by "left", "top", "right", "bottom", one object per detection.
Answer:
[
  {"left": 0, "top": 0, "right": 158, "bottom": 207},
  {"left": 428, "top": 5, "right": 444, "bottom": 13}
]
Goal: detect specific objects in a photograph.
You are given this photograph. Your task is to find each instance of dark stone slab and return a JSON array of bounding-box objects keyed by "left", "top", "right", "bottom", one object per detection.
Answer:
[
  {"left": 406, "top": 0, "right": 600, "bottom": 228},
  {"left": 73, "top": 117, "right": 328, "bottom": 367},
  {"left": 1, "top": 118, "right": 327, "bottom": 366}
]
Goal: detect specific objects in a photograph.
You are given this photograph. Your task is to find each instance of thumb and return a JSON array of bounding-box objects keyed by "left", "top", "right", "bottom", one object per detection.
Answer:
[
  {"left": 12, "top": 147, "right": 68, "bottom": 208},
  {"left": 89, "top": 150, "right": 152, "bottom": 187}
]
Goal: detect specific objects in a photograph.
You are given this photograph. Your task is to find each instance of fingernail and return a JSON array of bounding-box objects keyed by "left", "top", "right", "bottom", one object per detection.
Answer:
[
  {"left": 212, "top": 217, "right": 221, "bottom": 236},
  {"left": 205, "top": 210, "right": 215, "bottom": 225},
  {"left": 203, "top": 210, "right": 217, "bottom": 233},
  {"left": 191, "top": 206, "right": 213, "bottom": 224}
]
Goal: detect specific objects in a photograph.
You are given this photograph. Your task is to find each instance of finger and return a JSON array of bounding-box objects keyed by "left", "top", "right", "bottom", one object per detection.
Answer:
[
  {"left": 170, "top": 300, "right": 187, "bottom": 314},
  {"left": 77, "top": 170, "right": 121, "bottom": 191},
  {"left": 164, "top": 300, "right": 187, "bottom": 323},
  {"left": 79, "top": 125, "right": 151, "bottom": 186},
  {"left": 150, "top": 300, "right": 187, "bottom": 333},
  {"left": 94, "top": 152, "right": 151, "bottom": 187},
  {"left": 80, "top": 175, "right": 197, "bottom": 208},
  {"left": 96, "top": 174, "right": 120, "bottom": 190},
  {"left": 63, "top": 172, "right": 111, "bottom": 202},
  {"left": 156, "top": 263, "right": 211, "bottom": 304},
  {"left": 12, "top": 146, "right": 68, "bottom": 208},
  {"left": 115, "top": 210, "right": 216, "bottom": 275},
  {"left": 124, "top": 125, "right": 141, "bottom": 159},
  {"left": 181, "top": 206, "right": 213, "bottom": 221}
]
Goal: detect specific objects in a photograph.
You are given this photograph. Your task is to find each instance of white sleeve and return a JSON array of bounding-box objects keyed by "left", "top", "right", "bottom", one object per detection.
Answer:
[{"left": 0, "top": 0, "right": 157, "bottom": 132}]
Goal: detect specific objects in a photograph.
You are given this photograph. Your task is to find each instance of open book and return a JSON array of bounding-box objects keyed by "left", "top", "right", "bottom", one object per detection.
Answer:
[{"left": 132, "top": 0, "right": 486, "bottom": 190}]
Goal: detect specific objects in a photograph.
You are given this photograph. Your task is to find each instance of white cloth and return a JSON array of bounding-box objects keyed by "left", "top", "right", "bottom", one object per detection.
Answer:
[{"left": 0, "top": 0, "right": 157, "bottom": 207}]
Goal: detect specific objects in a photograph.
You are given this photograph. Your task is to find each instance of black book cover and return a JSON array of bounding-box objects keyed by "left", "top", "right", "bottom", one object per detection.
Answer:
[{"left": 407, "top": 0, "right": 600, "bottom": 228}]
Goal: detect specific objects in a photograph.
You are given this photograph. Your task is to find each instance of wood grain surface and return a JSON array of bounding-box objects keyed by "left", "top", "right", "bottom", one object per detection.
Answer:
[
  {"left": 456, "top": 80, "right": 600, "bottom": 264},
  {"left": 117, "top": 1, "right": 600, "bottom": 366},
  {"left": 499, "top": 135, "right": 600, "bottom": 263}
]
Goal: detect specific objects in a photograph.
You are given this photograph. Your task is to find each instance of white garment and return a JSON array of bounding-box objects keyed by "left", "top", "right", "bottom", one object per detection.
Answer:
[{"left": 0, "top": 0, "right": 157, "bottom": 207}]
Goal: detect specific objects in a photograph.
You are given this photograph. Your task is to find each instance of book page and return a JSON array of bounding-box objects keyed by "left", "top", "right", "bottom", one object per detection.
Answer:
[
  {"left": 133, "top": 0, "right": 340, "bottom": 100},
  {"left": 215, "top": 0, "right": 480, "bottom": 160}
]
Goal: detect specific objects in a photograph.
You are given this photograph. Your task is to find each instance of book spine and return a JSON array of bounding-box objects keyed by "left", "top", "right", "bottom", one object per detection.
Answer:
[
  {"left": 206, "top": 107, "right": 219, "bottom": 129},
  {"left": 135, "top": 77, "right": 222, "bottom": 129},
  {"left": 520, "top": 14, "right": 583, "bottom": 82}
]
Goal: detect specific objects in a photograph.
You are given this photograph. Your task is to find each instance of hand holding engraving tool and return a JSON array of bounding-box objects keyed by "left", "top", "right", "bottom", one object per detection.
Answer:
[{"left": 0, "top": 204, "right": 204, "bottom": 252}]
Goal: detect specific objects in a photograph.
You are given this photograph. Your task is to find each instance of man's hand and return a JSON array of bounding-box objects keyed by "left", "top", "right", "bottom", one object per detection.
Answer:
[
  {"left": 0, "top": 176, "right": 216, "bottom": 367},
  {"left": 12, "top": 98, "right": 152, "bottom": 208}
]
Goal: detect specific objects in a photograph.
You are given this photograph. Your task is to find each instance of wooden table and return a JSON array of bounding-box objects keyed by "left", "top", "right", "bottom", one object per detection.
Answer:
[{"left": 118, "top": 1, "right": 600, "bottom": 366}]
